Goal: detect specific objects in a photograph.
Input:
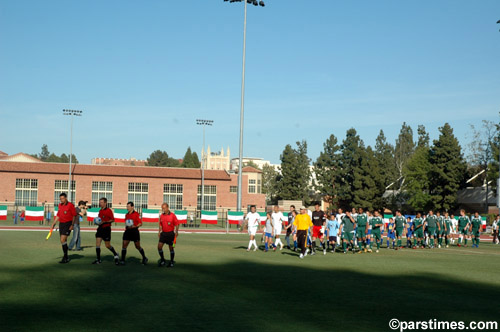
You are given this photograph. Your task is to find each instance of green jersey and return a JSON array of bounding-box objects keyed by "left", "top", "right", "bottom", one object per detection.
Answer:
[
  {"left": 437, "top": 216, "right": 445, "bottom": 228},
  {"left": 357, "top": 213, "right": 368, "bottom": 227},
  {"left": 426, "top": 215, "right": 438, "bottom": 228},
  {"left": 342, "top": 215, "right": 355, "bottom": 233},
  {"left": 458, "top": 216, "right": 470, "bottom": 229},
  {"left": 395, "top": 216, "right": 406, "bottom": 228},
  {"left": 370, "top": 217, "right": 383, "bottom": 230},
  {"left": 445, "top": 217, "right": 452, "bottom": 230},
  {"left": 471, "top": 217, "right": 481, "bottom": 232},
  {"left": 413, "top": 217, "right": 424, "bottom": 229}
]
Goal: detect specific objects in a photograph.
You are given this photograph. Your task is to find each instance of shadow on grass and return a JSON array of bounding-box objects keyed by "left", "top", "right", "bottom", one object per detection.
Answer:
[{"left": 0, "top": 260, "right": 498, "bottom": 332}]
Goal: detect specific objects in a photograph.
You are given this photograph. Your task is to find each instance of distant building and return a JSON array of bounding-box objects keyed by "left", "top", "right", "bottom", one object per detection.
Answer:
[
  {"left": 230, "top": 157, "right": 279, "bottom": 171},
  {"left": 92, "top": 157, "right": 147, "bottom": 167},
  {"left": 0, "top": 152, "right": 41, "bottom": 163},
  {"left": 202, "top": 146, "right": 230, "bottom": 171}
]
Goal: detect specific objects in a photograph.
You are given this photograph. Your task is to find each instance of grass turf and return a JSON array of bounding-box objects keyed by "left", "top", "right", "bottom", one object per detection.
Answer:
[{"left": 0, "top": 231, "right": 499, "bottom": 332}]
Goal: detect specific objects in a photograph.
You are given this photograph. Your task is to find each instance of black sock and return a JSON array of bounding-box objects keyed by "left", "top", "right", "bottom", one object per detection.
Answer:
[
  {"left": 96, "top": 247, "right": 101, "bottom": 260},
  {"left": 170, "top": 250, "right": 175, "bottom": 262},
  {"left": 121, "top": 249, "right": 127, "bottom": 261},
  {"left": 139, "top": 248, "right": 146, "bottom": 259},
  {"left": 158, "top": 249, "right": 165, "bottom": 260},
  {"left": 62, "top": 243, "right": 68, "bottom": 258},
  {"left": 322, "top": 241, "right": 326, "bottom": 249},
  {"left": 108, "top": 246, "right": 118, "bottom": 256}
]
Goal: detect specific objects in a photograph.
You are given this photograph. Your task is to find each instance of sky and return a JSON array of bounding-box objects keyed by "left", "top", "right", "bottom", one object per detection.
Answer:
[{"left": 1, "top": 0, "right": 499, "bottom": 164}]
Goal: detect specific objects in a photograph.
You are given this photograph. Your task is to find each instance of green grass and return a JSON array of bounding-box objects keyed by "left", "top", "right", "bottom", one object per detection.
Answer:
[{"left": 0, "top": 231, "right": 499, "bottom": 332}]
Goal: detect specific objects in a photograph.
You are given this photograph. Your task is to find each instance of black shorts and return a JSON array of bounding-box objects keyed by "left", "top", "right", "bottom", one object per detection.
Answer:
[
  {"left": 96, "top": 226, "right": 112, "bottom": 241},
  {"left": 59, "top": 222, "right": 72, "bottom": 236},
  {"left": 159, "top": 231, "right": 175, "bottom": 245},
  {"left": 123, "top": 228, "right": 140, "bottom": 242},
  {"left": 329, "top": 236, "right": 337, "bottom": 243}
]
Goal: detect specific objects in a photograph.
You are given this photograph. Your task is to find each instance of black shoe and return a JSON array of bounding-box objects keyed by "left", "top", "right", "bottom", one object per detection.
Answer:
[
  {"left": 114, "top": 255, "right": 120, "bottom": 265},
  {"left": 119, "top": 260, "right": 125, "bottom": 266},
  {"left": 92, "top": 259, "right": 102, "bottom": 265},
  {"left": 59, "top": 257, "right": 69, "bottom": 264},
  {"left": 167, "top": 261, "right": 174, "bottom": 268},
  {"left": 142, "top": 258, "right": 148, "bottom": 265},
  {"left": 158, "top": 260, "right": 166, "bottom": 267}
]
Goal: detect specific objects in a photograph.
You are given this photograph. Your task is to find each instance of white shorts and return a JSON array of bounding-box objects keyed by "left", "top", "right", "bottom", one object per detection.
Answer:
[
  {"left": 248, "top": 227, "right": 258, "bottom": 236},
  {"left": 274, "top": 227, "right": 282, "bottom": 235}
]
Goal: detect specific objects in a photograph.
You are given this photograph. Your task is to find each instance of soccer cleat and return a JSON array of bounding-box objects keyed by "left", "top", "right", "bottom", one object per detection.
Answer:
[
  {"left": 59, "top": 258, "right": 69, "bottom": 264},
  {"left": 253, "top": 248, "right": 257, "bottom": 252},
  {"left": 119, "top": 261, "right": 125, "bottom": 266},
  {"left": 305, "top": 249, "right": 309, "bottom": 256},
  {"left": 376, "top": 249, "right": 379, "bottom": 253},
  {"left": 457, "top": 244, "right": 461, "bottom": 247},
  {"left": 158, "top": 260, "right": 166, "bottom": 267},
  {"left": 438, "top": 244, "right": 441, "bottom": 248},
  {"left": 311, "top": 251, "right": 316, "bottom": 256},
  {"left": 299, "top": 253, "right": 304, "bottom": 259},
  {"left": 364, "top": 248, "right": 367, "bottom": 253},
  {"left": 331, "top": 249, "right": 335, "bottom": 253},
  {"left": 142, "top": 258, "right": 149, "bottom": 265},
  {"left": 446, "top": 245, "right": 449, "bottom": 248},
  {"left": 323, "top": 250, "right": 326, "bottom": 255},
  {"left": 343, "top": 251, "right": 347, "bottom": 254},
  {"left": 246, "top": 249, "right": 250, "bottom": 252},
  {"left": 92, "top": 259, "right": 102, "bottom": 265},
  {"left": 114, "top": 255, "right": 120, "bottom": 265},
  {"left": 357, "top": 251, "right": 363, "bottom": 254},
  {"left": 167, "top": 261, "right": 174, "bottom": 268},
  {"left": 367, "top": 248, "right": 372, "bottom": 253},
  {"left": 273, "top": 247, "right": 277, "bottom": 252}
]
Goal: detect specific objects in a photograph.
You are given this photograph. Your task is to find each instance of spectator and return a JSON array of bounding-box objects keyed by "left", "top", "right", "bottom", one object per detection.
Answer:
[
  {"left": 493, "top": 215, "right": 499, "bottom": 245},
  {"left": 13, "top": 210, "right": 18, "bottom": 225},
  {"left": 69, "top": 200, "right": 86, "bottom": 251},
  {"left": 20, "top": 210, "right": 25, "bottom": 224},
  {"left": 189, "top": 213, "right": 194, "bottom": 228},
  {"left": 46, "top": 210, "right": 52, "bottom": 226}
]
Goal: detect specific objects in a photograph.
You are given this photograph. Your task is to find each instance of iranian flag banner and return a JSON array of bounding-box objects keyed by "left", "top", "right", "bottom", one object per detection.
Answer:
[
  {"left": 113, "top": 209, "right": 128, "bottom": 223},
  {"left": 227, "top": 211, "right": 244, "bottom": 225},
  {"left": 86, "top": 208, "right": 99, "bottom": 222},
  {"left": 0, "top": 206, "right": 7, "bottom": 221},
  {"left": 26, "top": 206, "right": 44, "bottom": 221},
  {"left": 142, "top": 209, "right": 160, "bottom": 223},
  {"left": 384, "top": 214, "right": 393, "bottom": 228},
  {"left": 259, "top": 211, "right": 267, "bottom": 225},
  {"left": 174, "top": 210, "right": 188, "bottom": 224},
  {"left": 482, "top": 216, "right": 487, "bottom": 231},
  {"left": 281, "top": 213, "right": 289, "bottom": 226},
  {"left": 201, "top": 210, "right": 218, "bottom": 225}
]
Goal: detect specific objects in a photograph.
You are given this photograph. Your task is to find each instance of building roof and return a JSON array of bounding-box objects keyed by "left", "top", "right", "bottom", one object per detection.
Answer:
[
  {"left": 241, "top": 166, "right": 262, "bottom": 173},
  {"left": 457, "top": 188, "right": 496, "bottom": 205},
  {"left": 0, "top": 151, "right": 8, "bottom": 156},
  {"left": 0, "top": 161, "right": 232, "bottom": 181},
  {"left": 0, "top": 153, "right": 42, "bottom": 163}
]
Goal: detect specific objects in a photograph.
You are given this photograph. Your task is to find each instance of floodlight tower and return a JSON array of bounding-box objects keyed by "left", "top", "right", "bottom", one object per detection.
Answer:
[
  {"left": 197, "top": 119, "right": 214, "bottom": 211},
  {"left": 62, "top": 109, "right": 83, "bottom": 203}
]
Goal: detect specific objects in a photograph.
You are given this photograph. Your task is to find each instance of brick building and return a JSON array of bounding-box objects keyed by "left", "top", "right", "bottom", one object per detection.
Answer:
[{"left": 0, "top": 161, "right": 265, "bottom": 213}]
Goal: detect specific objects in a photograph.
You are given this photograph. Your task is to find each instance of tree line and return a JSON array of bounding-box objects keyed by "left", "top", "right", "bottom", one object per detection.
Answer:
[{"left": 263, "top": 120, "right": 500, "bottom": 213}]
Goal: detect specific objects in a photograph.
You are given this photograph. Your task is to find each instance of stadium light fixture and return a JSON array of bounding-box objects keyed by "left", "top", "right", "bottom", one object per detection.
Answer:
[
  {"left": 62, "top": 109, "right": 83, "bottom": 203},
  {"left": 196, "top": 119, "right": 214, "bottom": 212},
  {"left": 224, "top": 0, "right": 266, "bottom": 212}
]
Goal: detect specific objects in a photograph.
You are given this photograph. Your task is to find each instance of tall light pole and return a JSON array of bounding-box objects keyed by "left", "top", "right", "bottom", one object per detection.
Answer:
[
  {"left": 224, "top": 0, "right": 265, "bottom": 212},
  {"left": 63, "top": 109, "right": 83, "bottom": 203},
  {"left": 196, "top": 119, "right": 213, "bottom": 211}
]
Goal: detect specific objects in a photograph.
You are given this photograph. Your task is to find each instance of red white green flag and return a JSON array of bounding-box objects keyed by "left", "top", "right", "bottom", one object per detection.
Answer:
[
  {"left": 0, "top": 206, "right": 7, "bottom": 221},
  {"left": 142, "top": 209, "right": 160, "bottom": 223},
  {"left": 113, "top": 209, "right": 127, "bottom": 223},
  {"left": 201, "top": 210, "right": 218, "bottom": 225},
  {"left": 227, "top": 211, "right": 244, "bottom": 225},
  {"left": 174, "top": 210, "right": 188, "bottom": 224},
  {"left": 26, "top": 206, "right": 44, "bottom": 221}
]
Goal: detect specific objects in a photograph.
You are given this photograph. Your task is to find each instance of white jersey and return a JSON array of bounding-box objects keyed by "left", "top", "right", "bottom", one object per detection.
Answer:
[
  {"left": 451, "top": 218, "right": 458, "bottom": 233},
  {"left": 493, "top": 219, "right": 499, "bottom": 231},
  {"left": 246, "top": 212, "right": 260, "bottom": 229},
  {"left": 307, "top": 209, "right": 313, "bottom": 220},
  {"left": 271, "top": 212, "right": 283, "bottom": 234}
]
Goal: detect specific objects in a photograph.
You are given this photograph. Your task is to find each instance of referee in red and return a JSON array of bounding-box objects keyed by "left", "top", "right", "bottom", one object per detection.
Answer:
[
  {"left": 158, "top": 203, "right": 179, "bottom": 267},
  {"left": 49, "top": 193, "right": 77, "bottom": 264}
]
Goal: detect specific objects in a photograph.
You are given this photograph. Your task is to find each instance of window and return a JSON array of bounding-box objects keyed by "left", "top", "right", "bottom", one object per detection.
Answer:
[
  {"left": 54, "top": 180, "right": 76, "bottom": 205},
  {"left": 248, "top": 179, "right": 256, "bottom": 194},
  {"left": 257, "top": 179, "right": 261, "bottom": 194},
  {"left": 91, "top": 181, "right": 113, "bottom": 208},
  {"left": 15, "top": 178, "right": 38, "bottom": 206},
  {"left": 230, "top": 186, "right": 238, "bottom": 193},
  {"left": 128, "top": 182, "right": 148, "bottom": 209},
  {"left": 163, "top": 184, "right": 183, "bottom": 210},
  {"left": 197, "top": 185, "right": 216, "bottom": 211}
]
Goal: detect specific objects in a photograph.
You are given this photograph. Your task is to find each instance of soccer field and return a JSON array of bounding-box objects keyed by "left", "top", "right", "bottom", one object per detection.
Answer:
[{"left": 1, "top": 231, "right": 499, "bottom": 332}]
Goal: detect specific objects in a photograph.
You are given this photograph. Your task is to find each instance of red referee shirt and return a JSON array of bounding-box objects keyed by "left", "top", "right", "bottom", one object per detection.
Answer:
[
  {"left": 99, "top": 208, "right": 114, "bottom": 228},
  {"left": 160, "top": 212, "right": 179, "bottom": 232},
  {"left": 57, "top": 202, "right": 77, "bottom": 223},
  {"left": 125, "top": 211, "right": 141, "bottom": 228}
]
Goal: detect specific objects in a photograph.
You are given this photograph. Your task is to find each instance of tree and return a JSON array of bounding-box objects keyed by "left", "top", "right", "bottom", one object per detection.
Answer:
[
  {"left": 278, "top": 141, "right": 311, "bottom": 203},
  {"left": 336, "top": 128, "right": 363, "bottom": 209},
  {"left": 261, "top": 164, "right": 281, "bottom": 204},
  {"left": 417, "top": 125, "right": 430, "bottom": 148},
  {"left": 313, "top": 134, "right": 340, "bottom": 208},
  {"left": 394, "top": 123, "right": 415, "bottom": 187},
  {"left": 147, "top": 150, "right": 180, "bottom": 167},
  {"left": 429, "top": 123, "right": 467, "bottom": 211},
  {"left": 243, "top": 160, "right": 261, "bottom": 170},
  {"left": 39, "top": 144, "right": 50, "bottom": 161},
  {"left": 374, "top": 130, "right": 397, "bottom": 190},
  {"left": 35, "top": 144, "right": 78, "bottom": 163},
  {"left": 181, "top": 147, "right": 201, "bottom": 168},
  {"left": 404, "top": 145, "right": 432, "bottom": 212}
]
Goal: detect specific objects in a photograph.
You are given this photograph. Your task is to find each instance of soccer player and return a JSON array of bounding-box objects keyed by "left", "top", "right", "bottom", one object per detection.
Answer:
[
  {"left": 470, "top": 212, "right": 482, "bottom": 248},
  {"left": 158, "top": 203, "right": 179, "bottom": 267},
  {"left": 356, "top": 208, "right": 369, "bottom": 253},
  {"left": 263, "top": 212, "right": 274, "bottom": 252},
  {"left": 386, "top": 218, "right": 396, "bottom": 249},
  {"left": 325, "top": 213, "right": 340, "bottom": 253},
  {"left": 405, "top": 216, "right": 413, "bottom": 248},
  {"left": 284, "top": 205, "right": 295, "bottom": 249},
  {"left": 450, "top": 213, "right": 458, "bottom": 244},
  {"left": 443, "top": 212, "right": 452, "bottom": 247},
  {"left": 294, "top": 206, "right": 313, "bottom": 259},
  {"left": 339, "top": 210, "right": 357, "bottom": 254},
  {"left": 271, "top": 205, "right": 284, "bottom": 250},
  {"left": 369, "top": 210, "right": 384, "bottom": 253},
  {"left": 436, "top": 211, "right": 445, "bottom": 248},
  {"left": 311, "top": 202, "right": 327, "bottom": 255},
  {"left": 336, "top": 208, "right": 345, "bottom": 249},
  {"left": 120, "top": 202, "right": 148, "bottom": 265},
  {"left": 92, "top": 197, "right": 120, "bottom": 265},
  {"left": 457, "top": 209, "right": 470, "bottom": 247},
  {"left": 49, "top": 193, "right": 77, "bottom": 264},
  {"left": 245, "top": 205, "right": 260, "bottom": 251},
  {"left": 413, "top": 212, "right": 425, "bottom": 249},
  {"left": 425, "top": 210, "right": 440, "bottom": 249},
  {"left": 394, "top": 210, "right": 406, "bottom": 250},
  {"left": 493, "top": 215, "right": 499, "bottom": 245}
]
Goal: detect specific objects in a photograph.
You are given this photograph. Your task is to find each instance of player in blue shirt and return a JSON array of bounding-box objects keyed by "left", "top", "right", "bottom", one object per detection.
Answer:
[
  {"left": 326, "top": 213, "right": 341, "bottom": 253},
  {"left": 387, "top": 218, "right": 396, "bottom": 249}
]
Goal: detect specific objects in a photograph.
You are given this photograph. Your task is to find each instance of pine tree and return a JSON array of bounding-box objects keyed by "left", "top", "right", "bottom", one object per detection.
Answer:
[
  {"left": 262, "top": 164, "right": 281, "bottom": 204},
  {"left": 314, "top": 134, "right": 340, "bottom": 208},
  {"left": 395, "top": 123, "right": 415, "bottom": 185},
  {"left": 429, "top": 123, "right": 467, "bottom": 210},
  {"left": 336, "top": 128, "right": 363, "bottom": 209},
  {"left": 182, "top": 147, "right": 196, "bottom": 168},
  {"left": 147, "top": 150, "right": 180, "bottom": 167},
  {"left": 39, "top": 144, "right": 50, "bottom": 161},
  {"left": 279, "top": 141, "right": 311, "bottom": 203},
  {"left": 374, "top": 130, "right": 397, "bottom": 190},
  {"left": 405, "top": 145, "right": 432, "bottom": 211}
]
